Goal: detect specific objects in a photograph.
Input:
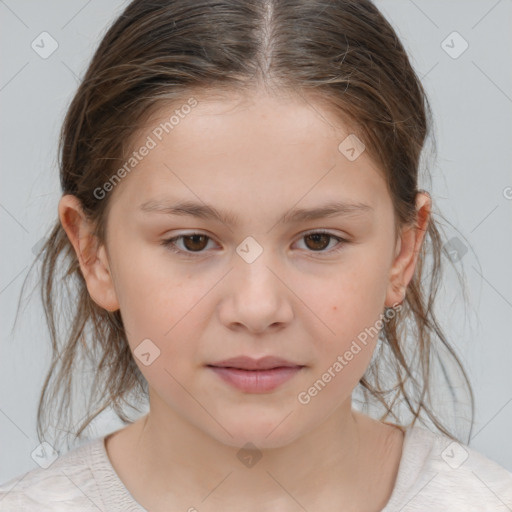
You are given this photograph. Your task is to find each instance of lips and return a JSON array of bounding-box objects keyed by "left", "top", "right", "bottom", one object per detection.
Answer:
[
  {"left": 207, "top": 355, "right": 305, "bottom": 393},
  {"left": 207, "top": 355, "right": 302, "bottom": 371}
]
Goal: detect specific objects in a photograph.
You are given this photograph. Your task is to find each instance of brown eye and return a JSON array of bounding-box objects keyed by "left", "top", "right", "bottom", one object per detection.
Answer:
[
  {"left": 161, "top": 233, "right": 215, "bottom": 256},
  {"left": 181, "top": 234, "right": 209, "bottom": 251},
  {"left": 295, "top": 231, "right": 348, "bottom": 255},
  {"left": 303, "top": 233, "right": 331, "bottom": 251}
]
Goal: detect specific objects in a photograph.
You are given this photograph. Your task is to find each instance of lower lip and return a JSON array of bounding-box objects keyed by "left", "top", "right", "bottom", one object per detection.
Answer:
[{"left": 208, "top": 366, "right": 303, "bottom": 393}]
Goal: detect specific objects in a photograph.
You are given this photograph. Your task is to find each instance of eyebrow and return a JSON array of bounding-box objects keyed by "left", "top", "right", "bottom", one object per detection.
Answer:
[{"left": 139, "top": 199, "right": 373, "bottom": 227}]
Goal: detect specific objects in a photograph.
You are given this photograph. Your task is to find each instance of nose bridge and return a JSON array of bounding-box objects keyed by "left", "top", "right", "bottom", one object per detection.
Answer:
[
  {"left": 234, "top": 234, "right": 281, "bottom": 293},
  {"left": 218, "top": 234, "right": 294, "bottom": 331}
]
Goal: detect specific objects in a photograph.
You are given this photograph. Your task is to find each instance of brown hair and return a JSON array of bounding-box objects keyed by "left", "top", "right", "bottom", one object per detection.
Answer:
[{"left": 16, "top": 0, "right": 474, "bottom": 450}]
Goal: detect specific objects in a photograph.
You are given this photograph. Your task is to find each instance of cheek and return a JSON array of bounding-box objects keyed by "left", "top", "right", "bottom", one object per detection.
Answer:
[
  {"left": 113, "top": 254, "right": 213, "bottom": 372},
  {"left": 303, "top": 259, "right": 389, "bottom": 383},
  {"left": 318, "top": 260, "right": 388, "bottom": 336},
  {"left": 117, "top": 275, "right": 203, "bottom": 402},
  {"left": 111, "top": 242, "right": 189, "bottom": 323}
]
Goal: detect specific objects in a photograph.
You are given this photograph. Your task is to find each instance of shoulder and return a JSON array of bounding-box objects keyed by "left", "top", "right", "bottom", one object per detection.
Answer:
[
  {"left": 384, "top": 425, "right": 512, "bottom": 511},
  {"left": 0, "top": 438, "right": 105, "bottom": 511}
]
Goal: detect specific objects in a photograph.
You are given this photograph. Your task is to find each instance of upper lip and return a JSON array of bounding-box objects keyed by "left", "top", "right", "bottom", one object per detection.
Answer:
[{"left": 208, "top": 355, "right": 303, "bottom": 370}]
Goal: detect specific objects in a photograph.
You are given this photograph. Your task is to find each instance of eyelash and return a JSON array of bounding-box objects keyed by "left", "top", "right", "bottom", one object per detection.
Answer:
[{"left": 160, "top": 230, "right": 348, "bottom": 258}]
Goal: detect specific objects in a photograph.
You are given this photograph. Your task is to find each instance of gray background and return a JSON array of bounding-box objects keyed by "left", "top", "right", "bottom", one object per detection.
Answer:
[{"left": 1, "top": 0, "right": 511, "bottom": 485}]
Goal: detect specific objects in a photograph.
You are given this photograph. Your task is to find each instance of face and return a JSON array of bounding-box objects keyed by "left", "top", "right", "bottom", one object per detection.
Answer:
[{"left": 64, "top": 89, "right": 425, "bottom": 449}]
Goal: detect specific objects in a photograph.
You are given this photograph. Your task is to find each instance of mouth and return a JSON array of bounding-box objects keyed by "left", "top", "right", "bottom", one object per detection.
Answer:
[
  {"left": 206, "top": 356, "right": 305, "bottom": 393},
  {"left": 207, "top": 355, "right": 303, "bottom": 371}
]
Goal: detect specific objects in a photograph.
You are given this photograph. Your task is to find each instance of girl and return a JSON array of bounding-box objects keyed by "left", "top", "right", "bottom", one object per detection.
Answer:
[{"left": 1, "top": 0, "right": 511, "bottom": 510}]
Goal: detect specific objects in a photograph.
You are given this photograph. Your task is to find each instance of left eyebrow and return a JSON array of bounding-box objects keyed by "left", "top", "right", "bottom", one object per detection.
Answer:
[{"left": 139, "top": 199, "right": 374, "bottom": 227}]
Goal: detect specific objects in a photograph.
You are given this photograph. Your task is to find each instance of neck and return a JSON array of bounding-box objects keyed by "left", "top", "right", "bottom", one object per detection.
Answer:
[{"left": 112, "top": 394, "right": 402, "bottom": 511}]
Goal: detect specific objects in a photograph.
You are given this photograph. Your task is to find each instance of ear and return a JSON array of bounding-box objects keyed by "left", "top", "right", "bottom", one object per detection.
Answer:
[
  {"left": 58, "top": 194, "right": 120, "bottom": 312},
  {"left": 384, "top": 191, "right": 431, "bottom": 308}
]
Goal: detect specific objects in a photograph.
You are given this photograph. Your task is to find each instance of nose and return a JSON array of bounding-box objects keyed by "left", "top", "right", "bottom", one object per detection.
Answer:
[{"left": 217, "top": 247, "right": 294, "bottom": 334}]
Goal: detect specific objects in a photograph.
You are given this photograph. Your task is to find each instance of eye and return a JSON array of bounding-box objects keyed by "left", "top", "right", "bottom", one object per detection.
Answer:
[
  {"left": 294, "top": 230, "right": 348, "bottom": 255},
  {"left": 161, "top": 233, "right": 217, "bottom": 257},
  {"left": 161, "top": 230, "right": 348, "bottom": 258}
]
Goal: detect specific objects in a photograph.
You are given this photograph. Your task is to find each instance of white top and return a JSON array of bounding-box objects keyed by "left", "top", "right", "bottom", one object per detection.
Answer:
[{"left": 1, "top": 425, "right": 511, "bottom": 511}]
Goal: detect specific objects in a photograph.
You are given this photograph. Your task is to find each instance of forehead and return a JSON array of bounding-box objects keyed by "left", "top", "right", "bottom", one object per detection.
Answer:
[{"left": 110, "top": 91, "right": 390, "bottom": 216}]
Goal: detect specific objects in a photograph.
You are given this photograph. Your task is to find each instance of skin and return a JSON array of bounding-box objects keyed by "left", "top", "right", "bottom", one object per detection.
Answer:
[{"left": 59, "top": 88, "right": 431, "bottom": 512}]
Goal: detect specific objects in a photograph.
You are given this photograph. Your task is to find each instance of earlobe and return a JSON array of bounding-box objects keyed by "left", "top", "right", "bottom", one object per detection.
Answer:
[
  {"left": 58, "top": 194, "right": 120, "bottom": 312},
  {"left": 384, "top": 192, "right": 431, "bottom": 308}
]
